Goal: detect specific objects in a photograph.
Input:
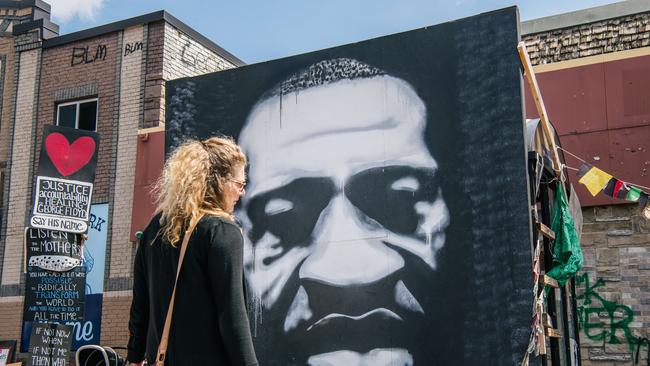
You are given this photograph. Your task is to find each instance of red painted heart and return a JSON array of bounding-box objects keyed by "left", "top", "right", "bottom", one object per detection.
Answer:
[{"left": 45, "top": 133, "right": 96, "bottom": 177}]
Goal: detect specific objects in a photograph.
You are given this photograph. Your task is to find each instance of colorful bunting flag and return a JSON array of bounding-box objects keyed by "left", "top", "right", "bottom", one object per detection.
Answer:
[
  {"left": 602, "top": 178, "right": 617, "bottom": 197},
  {"left": 626, "top": 186, "right": 641, "bottom": 202},
  {"left": 577, "top": 164, "right": 613, "bottom": 196},
  {"left": 574, "top": 163, "right": 649, "bottom": 221},
  {"left": 577, "top": 163, "right": 592, "bottom": 178},
  {"left": 615, "top": 182, "right": 630, "bottom": 199},
  {"left": 639, "top": 192, "right": 649, "bottom": 209}
]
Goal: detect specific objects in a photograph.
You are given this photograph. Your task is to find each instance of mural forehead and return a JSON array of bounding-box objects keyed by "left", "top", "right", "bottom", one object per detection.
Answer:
[
  {"left": 240, "top": 75, "right": 435, "bottom": 196},
  {"left": 167, "top": 7, "right": 531, "bottom": 366}
]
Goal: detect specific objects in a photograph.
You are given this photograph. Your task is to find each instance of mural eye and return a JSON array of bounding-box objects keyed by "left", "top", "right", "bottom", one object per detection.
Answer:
[
  {"left": 391, "top": 176, "right": 420, "bottom": 192},
  {"left": 246, "top": 178, "right": 336, "bottom": 251},
  {"left": 346, "top": 166, "right": 439, "bottom": 235},
  {"left": 265, "top": 199, "right": 294, "bottom": 215}
]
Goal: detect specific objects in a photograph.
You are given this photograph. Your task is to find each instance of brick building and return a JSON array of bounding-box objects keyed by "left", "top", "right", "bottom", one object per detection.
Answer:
[
  {"left": 0, "top": 0, "right": 648, "bottom": 364},
  {"left": 522, "top": 1, "right": 650, "bottom": 364},
  {"left": 0, "top": 0, "right": 243, "bottom": 357}
]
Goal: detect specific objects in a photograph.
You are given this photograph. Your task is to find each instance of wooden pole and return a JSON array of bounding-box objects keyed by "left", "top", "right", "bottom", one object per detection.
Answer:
[{"left": 517, "top": 41, "right": 564, "bottom": 181}]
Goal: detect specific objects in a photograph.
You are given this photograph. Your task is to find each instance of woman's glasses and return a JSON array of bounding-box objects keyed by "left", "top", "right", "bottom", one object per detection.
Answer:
[{"left": 228, "top": 177, "right": 247, "bottom": 191}]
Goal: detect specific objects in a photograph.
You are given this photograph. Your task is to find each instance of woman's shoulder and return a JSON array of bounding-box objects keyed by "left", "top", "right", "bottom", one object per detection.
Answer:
[
  {"left": 144, "top": 212, "right": 163, "bottom": 231},
  {"left": 198, "top": 214, "right": 242, "bottom": 238}
]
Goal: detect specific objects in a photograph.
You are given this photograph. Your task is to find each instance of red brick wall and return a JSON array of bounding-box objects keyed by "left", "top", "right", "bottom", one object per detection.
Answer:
[
  {"left": 143, "top": 22, "right": 164, "bottom": 129},
  {"left": 0, "top": 36, "right": 16, "bottom": 163},
  {"left": 35, "top": 32, "right": 119, "bottom": 203}
]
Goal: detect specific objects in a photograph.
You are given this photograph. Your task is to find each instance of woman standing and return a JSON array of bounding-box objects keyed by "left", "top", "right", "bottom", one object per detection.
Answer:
[{"left": 127, "top": 136, "right": 258, "bottom": 366}]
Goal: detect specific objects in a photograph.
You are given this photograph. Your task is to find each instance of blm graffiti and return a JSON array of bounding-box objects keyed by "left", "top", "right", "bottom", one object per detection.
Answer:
[
  {"left": 167, "top": 7, "right": 531, "bottom": 366},
  {"left": 30, "top": 125, "right": 99, "bottom": 234},
  {"left": 71, "top": 44, "right": 107, "bottom": 66}
]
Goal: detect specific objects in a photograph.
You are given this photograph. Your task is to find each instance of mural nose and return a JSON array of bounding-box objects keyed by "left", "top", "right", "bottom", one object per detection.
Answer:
[{"left": 299, "top": 194, "right": 404, "bottom": 286}]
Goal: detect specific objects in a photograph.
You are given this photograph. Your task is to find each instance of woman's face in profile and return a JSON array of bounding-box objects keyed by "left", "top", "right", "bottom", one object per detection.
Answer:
[{"left": 223, "top": 163, "right": 247, "bottom": 213}]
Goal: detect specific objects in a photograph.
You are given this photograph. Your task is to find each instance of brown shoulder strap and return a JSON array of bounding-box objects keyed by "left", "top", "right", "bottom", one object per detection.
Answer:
[{"left": 155, "top": 217, "right": 201, "bottom": 365}]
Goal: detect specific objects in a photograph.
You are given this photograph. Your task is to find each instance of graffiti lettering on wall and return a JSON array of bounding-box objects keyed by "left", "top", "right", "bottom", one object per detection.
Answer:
[
  {"left": 71, "top": 44, "right": 107, "bottom": 66},
  {"left": 576, "top": 273, "right": 641, "bottom": 351},
  {"left": 124, "top": 41, "right": 143, "bottom": 57},
  {"left": 179, "top": 33, "right": 213, "bottom": 74}
]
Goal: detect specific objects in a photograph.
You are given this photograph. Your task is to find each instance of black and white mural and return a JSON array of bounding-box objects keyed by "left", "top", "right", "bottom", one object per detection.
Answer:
[{"left": 167, "top": 7, "right": 532, "bottom": 366}]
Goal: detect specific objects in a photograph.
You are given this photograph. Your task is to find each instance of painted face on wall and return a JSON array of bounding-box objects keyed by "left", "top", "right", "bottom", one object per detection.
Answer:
[{"left": 238, "top": 61, "right": 450, "bottom": 366}]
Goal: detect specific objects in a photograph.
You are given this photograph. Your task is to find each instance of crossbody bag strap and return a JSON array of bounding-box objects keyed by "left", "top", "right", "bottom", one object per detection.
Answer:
[{"left": 155, "top": 216, "right": 202, "bottom": 365}]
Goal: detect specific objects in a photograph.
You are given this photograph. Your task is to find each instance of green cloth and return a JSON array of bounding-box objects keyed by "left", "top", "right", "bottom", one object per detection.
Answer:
[
  {"left": 546, "top": 183, "right": 583, "bottom": 286},
  {"left": 626, "top": 186, "right": 641, "bottom": 202}
]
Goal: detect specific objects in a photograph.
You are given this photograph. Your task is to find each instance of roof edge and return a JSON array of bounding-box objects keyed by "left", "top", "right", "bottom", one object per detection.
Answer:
[
  {"left": 42, "top": 10, "right": 245, "bottom": 67},
  {"left": 161, "top": 11, "right": 244, "bottom": 66},
  {"left": 522, "top": 0, "right": 650, "bottom": 35}
]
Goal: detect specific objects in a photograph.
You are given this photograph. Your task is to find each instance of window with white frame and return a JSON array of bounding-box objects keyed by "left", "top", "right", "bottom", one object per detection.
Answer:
[{"left": 56, "top": 98, "right": 98, "bottom": 131}]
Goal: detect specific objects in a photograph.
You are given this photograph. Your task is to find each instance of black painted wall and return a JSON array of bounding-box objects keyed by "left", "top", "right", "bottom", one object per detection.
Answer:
[{"left": 166, "top": 7, "right": 531, "bottom": 366}]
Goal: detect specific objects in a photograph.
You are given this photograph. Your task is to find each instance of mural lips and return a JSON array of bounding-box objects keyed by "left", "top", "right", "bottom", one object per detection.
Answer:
[{"left": 278, "top": 273, "right": 426, "bottom": 363}]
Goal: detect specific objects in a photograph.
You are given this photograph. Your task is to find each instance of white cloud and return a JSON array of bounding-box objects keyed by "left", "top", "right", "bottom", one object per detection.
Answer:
[{"left": 49, "top": 0, "right": 105, "bottom": 23}]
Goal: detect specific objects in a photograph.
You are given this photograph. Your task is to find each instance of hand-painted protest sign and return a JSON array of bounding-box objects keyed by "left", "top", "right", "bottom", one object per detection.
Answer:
[
  {"left": 23, "top": 266, "right": 86, "bottom": 323},
  {"left": 27, "top": 323, "right": 72, "bottom": 366},
  {"left": 30, "top": 125, "right": 99, "bottom": 234},
  {"left": 22, "top": 204, "right": 108, "bottom": 351},
  {"left": 25, "top": 228, "right": 83, "bottom": 272}
]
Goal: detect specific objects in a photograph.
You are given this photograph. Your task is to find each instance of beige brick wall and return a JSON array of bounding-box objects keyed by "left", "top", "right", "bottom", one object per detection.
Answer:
[
  {"left": 100, "top": 292, "right": 131, "bottom": 352},
  {"left": 0, "top": 297, "right": 23, "bottom": 340},
  {"left": 109, "top": 25, "right": 144, "bottom": 279},
  {"left": 1, "top": 49, "right": 38, "bottom": 285},
  {"left": 578, "top": 204, "right": 649, "bottom": 365},
  {"left": 162, "top": 22, "right": 235, "bottom": 80},
  {"left": 141, "top": 22, "right": 237, "bottom": 129},
  {"left": 523, "top": 12, "right": 650, "bottom": 66}
]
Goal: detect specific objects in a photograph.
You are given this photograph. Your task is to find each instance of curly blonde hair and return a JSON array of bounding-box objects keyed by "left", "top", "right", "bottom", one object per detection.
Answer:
[{"left": 152, "top": 136, "right": 247, "bottom": 246}]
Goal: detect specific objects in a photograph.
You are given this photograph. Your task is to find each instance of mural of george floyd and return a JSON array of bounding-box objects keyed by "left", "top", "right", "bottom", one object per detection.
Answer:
[{"left": 166, "top": 6, "right": 532, "bottom": 366}]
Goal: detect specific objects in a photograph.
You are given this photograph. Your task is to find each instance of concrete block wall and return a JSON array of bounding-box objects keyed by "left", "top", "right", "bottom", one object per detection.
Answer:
[
  {"left": 578, "top": 204, "right": 649, "bottom": 365},
  {"left": 523, "top": 11, "right": 650, "bottom": 66}
]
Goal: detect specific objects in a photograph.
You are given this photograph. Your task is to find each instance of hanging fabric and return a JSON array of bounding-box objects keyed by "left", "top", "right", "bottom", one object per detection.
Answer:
[{"left": 546, "top": 183, "right": 583, "bottom": 287}]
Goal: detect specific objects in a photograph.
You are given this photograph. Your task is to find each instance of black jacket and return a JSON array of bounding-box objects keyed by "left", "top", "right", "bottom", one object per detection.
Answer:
[{"left": 127, "top": 213, "right": 258, "bottom": 366}]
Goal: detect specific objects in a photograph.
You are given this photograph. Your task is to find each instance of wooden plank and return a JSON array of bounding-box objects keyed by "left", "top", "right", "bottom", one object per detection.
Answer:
[
  {"left": 536, "top": 222, "right": 556, "bottom": 240},
  {"left": 546, "top": 328, "right": 562, "bottom": 338},
  {"left": 542, "top": 313, "right": 554, "bottom": 329},
  {"left": 517, "top": 42, "right": 564, "bottom": 180},
  {"left": 541, "top": 274, "right": 559, "bottom": 288}
]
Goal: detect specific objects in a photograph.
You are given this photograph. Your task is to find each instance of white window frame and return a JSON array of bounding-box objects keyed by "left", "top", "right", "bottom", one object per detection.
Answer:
[{"left": 56, "top": 97, "right": 99, "bottom": 131}]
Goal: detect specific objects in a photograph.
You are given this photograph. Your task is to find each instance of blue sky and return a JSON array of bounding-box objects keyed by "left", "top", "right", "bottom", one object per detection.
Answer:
[{"left": 50, "top": 0, "right": 624, "bottom": 64}]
